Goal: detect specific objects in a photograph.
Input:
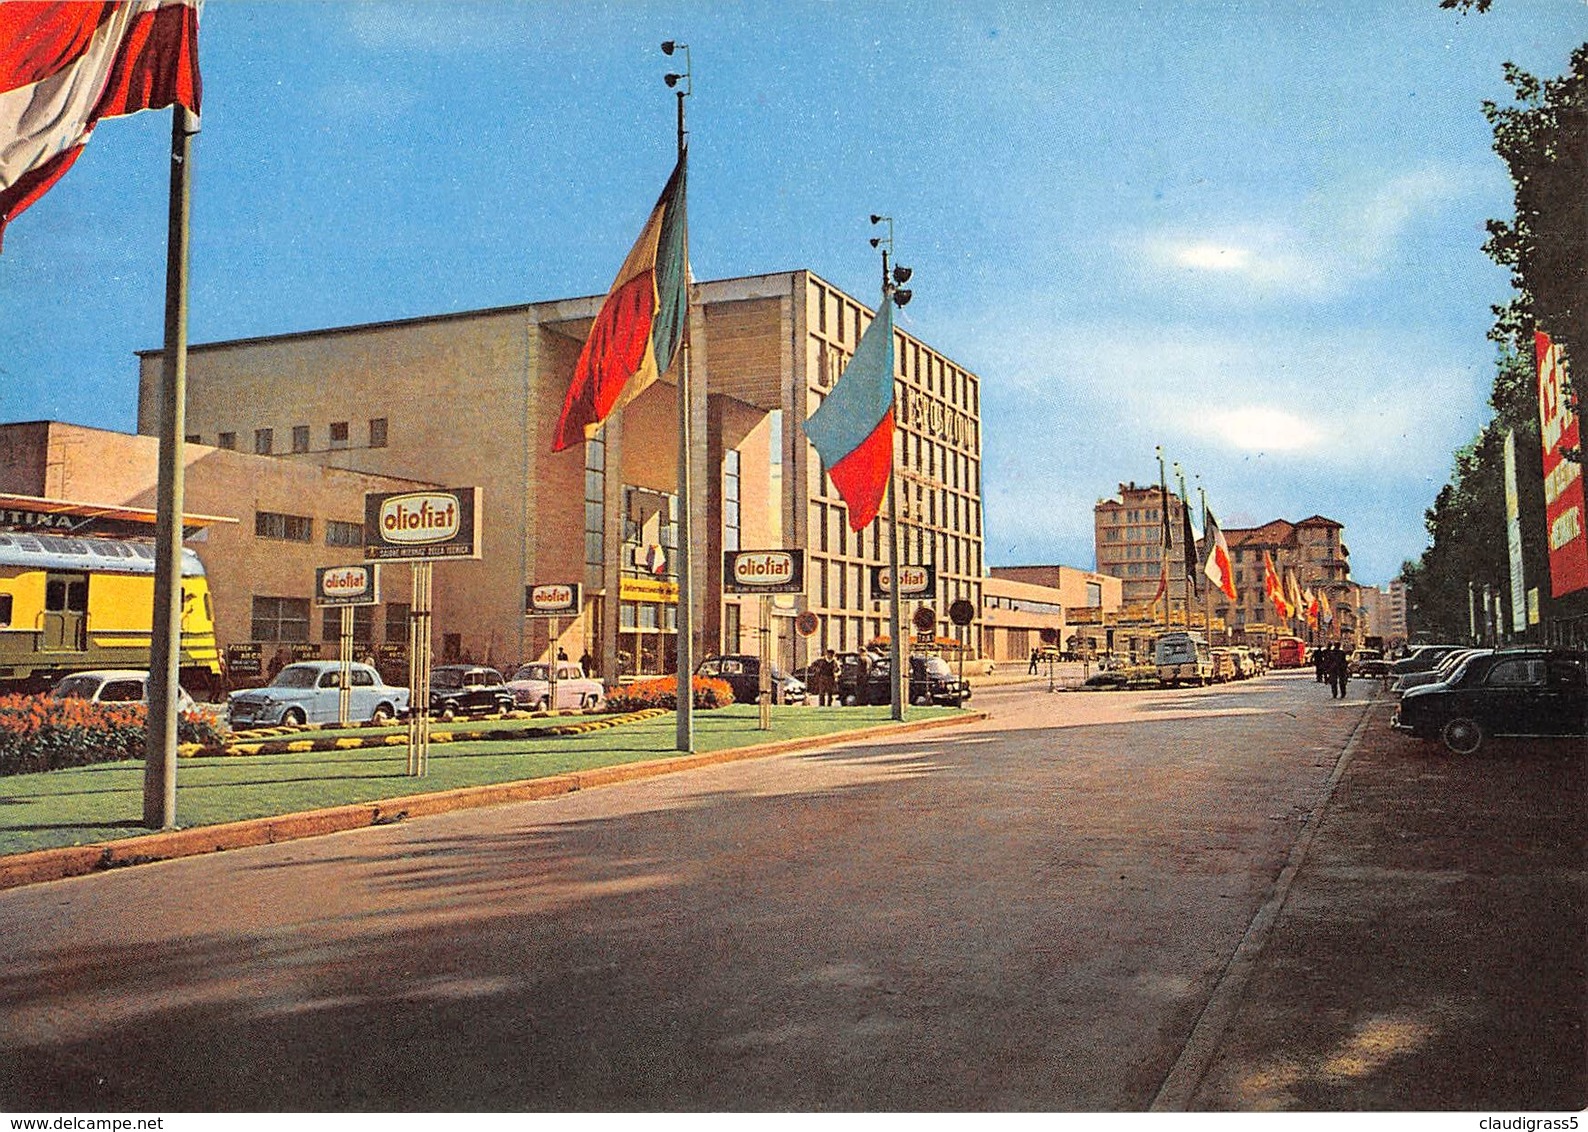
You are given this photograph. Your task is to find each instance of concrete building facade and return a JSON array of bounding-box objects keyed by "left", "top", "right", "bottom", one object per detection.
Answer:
[
  {"left": 1093, "top": 482, "right": 1198, "bottom": 618},
  {"left": 133, "top": 270, "right": 986, "bottom": 679}
]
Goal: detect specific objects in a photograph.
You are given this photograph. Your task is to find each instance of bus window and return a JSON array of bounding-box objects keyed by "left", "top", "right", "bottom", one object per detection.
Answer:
[{"left": 0, "top": 594, "right": 10, "bottom": 627}]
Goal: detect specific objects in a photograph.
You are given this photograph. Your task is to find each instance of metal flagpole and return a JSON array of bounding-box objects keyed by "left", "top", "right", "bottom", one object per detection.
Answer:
[
  {"left": 1156, "top": 446, "right": 1171, "bottom": 631},
  {"left": 879, "top": 240, "right": 904, "bottom": 722},
  {"left": 668, "top": 44, "right": 695, "bottom": 752},
  {"left": 143, "top": 105, "right": 197, "bottom": 831},
  {"left": 1198, "top": 480, "right": 1213, "bottom": 641}
]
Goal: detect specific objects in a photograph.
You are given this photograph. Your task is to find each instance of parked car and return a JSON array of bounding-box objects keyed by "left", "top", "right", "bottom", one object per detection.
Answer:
[
  {"left": 853, "top": 653, "right": 971, "bottom": 707},
  {"left": 506, "top": 661, "right": 604, "bottom": 711},
  {"left": 1393, "top": 648, "right": 1488, "bottom": 697},
  {"left": 428, "top": 665, "right": 515, "bottom": 720},
  {"left": 695, "top": 655, "right": 807, "bottom": 705},
  {"left": 1209, "top": 647, "right": 1238, "bottom": 682},
  {"left": 1349, "top": 648, "right": 1391, "bottom": 680},
  {"left": 227, "top": 661, "right": 408, "bottom": 728},
  {"left": 1392, "top": 648, "right": 1587, "bottom": 754},
  {"left": 1389, "top": 644, "right": 1464, "bottom": 678},
  {"left": 52, "top": 669, "right": 196, "bottom": 712},
  {"left": 1230, "top": 646, "right": 1261, "bottom": 678}
]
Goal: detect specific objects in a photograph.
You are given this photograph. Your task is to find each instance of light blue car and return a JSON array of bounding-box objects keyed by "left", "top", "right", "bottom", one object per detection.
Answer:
[{"left": 227, "top": 661, "right": 409, "bottom": 728}]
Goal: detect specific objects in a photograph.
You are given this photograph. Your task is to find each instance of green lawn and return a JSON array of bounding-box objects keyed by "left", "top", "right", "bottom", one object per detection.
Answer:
[{"left": 0, "top": 704, "right": 963, "bottom": 857}]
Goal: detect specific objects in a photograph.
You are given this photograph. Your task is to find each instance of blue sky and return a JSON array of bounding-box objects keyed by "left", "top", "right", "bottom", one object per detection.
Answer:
[{"left": 2, "top": 1, "right": 1584, "bottom": 586}]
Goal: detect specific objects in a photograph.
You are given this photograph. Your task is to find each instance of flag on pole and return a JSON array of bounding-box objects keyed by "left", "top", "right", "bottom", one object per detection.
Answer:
[
  {"left": 1319, "top": 588, "right": 1333, "bottom": 626},
  {"left": 805, "top": 294, "right": 896, "bottom": 530},
  {"left": 1180, "top": 495, "right": 1200, "bottom": 598},
  {"left": 1264, "top": 551, "right": 1289, "bottom": 618},
  {"left": 0, "top": 0, "right": 201, "bottom": 251},
  {"left": 1203, "top": 508, "right": 1237, "bottom": 601},
  {"left": 1286, "top": 571, "right": 1305, "bottom": 623},
  {"left": 553, "top": 154, "right": 689, "bottom": 452}
]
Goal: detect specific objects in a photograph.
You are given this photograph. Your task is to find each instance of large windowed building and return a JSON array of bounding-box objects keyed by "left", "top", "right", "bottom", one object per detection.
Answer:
[{"left": 133, "top": 270, "right": 986, "bottom": 679}]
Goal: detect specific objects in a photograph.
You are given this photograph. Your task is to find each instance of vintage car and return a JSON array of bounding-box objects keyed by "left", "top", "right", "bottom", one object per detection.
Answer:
[
  {"left": 506, "top": 661, "right": 604, "bottom": 712},
  {"left": 1391, "top": 648, "right": 1587, "bottom": 754},
  {"left": 427, "top": 665, "right": 515, "bottom": 720},
  {"left": 1348, "top": 648, "right": 1392, "bottom": 680},
  {"left": 1392, "top": 648, "right": 1488, "bottom": 697},
  {"left": 695, "top": 655, "right": 807, "bottom": 705},
  {"left": 852, "top": 653, "right": 971, "bottom": 707},
  {"left": 52, "top": 669, "right": 197, "bottom": 712},
  {"left": 227, "top": 661, "right": 408, "bottom": 728},
  {"left": 1208, "top": 647, "right": 1238, "bottom": 682}
]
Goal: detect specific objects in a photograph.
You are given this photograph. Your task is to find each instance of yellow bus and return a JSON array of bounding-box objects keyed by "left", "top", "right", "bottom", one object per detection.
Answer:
[{"left": 0, "top": 530, "right": 221, "bottom": 693}]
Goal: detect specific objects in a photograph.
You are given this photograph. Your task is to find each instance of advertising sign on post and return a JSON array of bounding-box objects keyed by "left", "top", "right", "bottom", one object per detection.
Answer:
[
  {"left": 1536, "top": 332, "right": 1588, "bottom": 597},
  {"left": 525, "top": 582, "right": 582, "bottom": 616},
  {"left": 315, "top": 564, "right": 381, "bottom": 606},
  {"left": 363, "top": 488, "right": 481, "bottom": 561},
  {"left": 871, "top": 563, "right": 936, "bottom": 601},
  {"left": 722, "top": 549, "right": 807, "bottom": 595}
]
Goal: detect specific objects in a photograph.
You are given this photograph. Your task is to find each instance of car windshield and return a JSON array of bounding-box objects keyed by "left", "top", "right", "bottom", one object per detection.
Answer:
[
  {"left": 270, "top": 666, "right": 319, "bottom": 689},
  {"left": 921, "top": 657, "right": 952, "bottom": 676},
  {"left": 513, "top": 664, "right": 550, "bottom": 682},
  {"left": 52, "top": 675, "right": 101, "bottom": 699},
  {"left": 431, "top": 670, "right": 463, "bottom": 690}
]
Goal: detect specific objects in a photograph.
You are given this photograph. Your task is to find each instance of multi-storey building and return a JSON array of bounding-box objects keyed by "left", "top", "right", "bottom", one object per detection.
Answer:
[
  {"left": 1220, "top": 516, "right": 1355, "bottom": 643},
  {"left": 1093, "top": 482, "right": 1197, "bottom": 618},
  {"left": 982, "top": 565, "right": 1122, "bottom": 661},
  {"left": 131, "top": 270, "right": 985, "bottom": 679}
]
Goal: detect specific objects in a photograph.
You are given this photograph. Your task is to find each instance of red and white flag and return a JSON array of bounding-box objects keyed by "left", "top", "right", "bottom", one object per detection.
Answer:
[
  {"left": 0, "top": 1, "right": 202, "bottom": 251},
  {"left": 1202, "top": 506, "right": 1238, "bottom": 602}
]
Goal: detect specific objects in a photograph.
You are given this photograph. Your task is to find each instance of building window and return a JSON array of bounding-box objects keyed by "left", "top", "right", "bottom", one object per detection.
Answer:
[
  {"left": 369, "top": 417, "right": 388, "bottom": 448},
  {"left": 217, "top": 432, "right": 236, "bottom": 450},
  {"left": 584, "top": 433, "right": 605, "bottom": 569},
  {"left": 723, "top": 602, "right": 741, "bottom": 653},
  {"left": 251, "top": 596, "right": 310, "bottom": 642},
  {"left": 291, "top": 425, "right": 310, "bottom": 453},
  {"left": 185, "top": 434, "right": 201, "bottom": 444},
  {"left": 723, "top": 449, "right": 741, "bottom": 553},
  {"left": 329, "top": 421, "right": 350, "bottom": 449},
  {"left": 325, "top": 519, "right": 363, "bottom": 547},
  {"left": 321, "top": 605, "right": 374, "bottom": 643},
  {"left": 384, "top": 602, "right": 410, "bottom": 642},
  {"left": 255, "top": 511, "right": 312, "bottom": 542},
  {"left": 254, "top": 428, "right": 274, "bottom": 456}
]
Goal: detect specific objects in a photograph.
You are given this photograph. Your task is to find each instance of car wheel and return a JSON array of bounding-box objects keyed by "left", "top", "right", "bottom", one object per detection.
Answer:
[
  {"left": 439, "top": 702, "right": 457, "bottom": 722},
  {"left": 581, "top": 694, "right": 599, "bottom": 710},
  {"left": 282, "top": 707, "right": 306, "bottom": 727},
  {"left": 1440, "top": 717, "right": 1485, "bottom": 755},
  {"left": 371, "top": 703, "right": 394, "bottom": 724},
  {"left": 535, "top": 697, "right": 550, "bottom": 713}
]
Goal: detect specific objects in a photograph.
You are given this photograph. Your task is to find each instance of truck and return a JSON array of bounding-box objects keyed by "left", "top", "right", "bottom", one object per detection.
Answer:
[{"left": 1154, "top": 631, "right": 1212, "bottom": 685}]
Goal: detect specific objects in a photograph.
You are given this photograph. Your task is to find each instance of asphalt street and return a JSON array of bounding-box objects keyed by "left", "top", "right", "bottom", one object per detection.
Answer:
[{"left": 0, "top": 671, "right": 1579, "bottom": 1112}]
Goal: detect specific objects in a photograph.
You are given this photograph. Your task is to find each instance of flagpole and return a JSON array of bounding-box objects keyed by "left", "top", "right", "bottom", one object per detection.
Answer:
[
  {"left": 1156, "top": 446, "right": 1170, "bottom": 630},
  {"left": 880, "top": 243, "right": 904, "bottom": 722},
  {"left": 666, "top": 45, "right": 694, "bottom": 753},
  {"left": 1198, "top": 480, "right": 1213, "bottom": 642},
  {"left": 143, "top": 105, "right": 196, "bottom": 830}
]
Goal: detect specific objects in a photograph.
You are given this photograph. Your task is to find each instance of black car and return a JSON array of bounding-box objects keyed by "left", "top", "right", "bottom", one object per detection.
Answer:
[
  {"left": 1391, "top": 648, "right": 1587, "bottom": 754},
  {"left": 695, "top": 655, "right": 807, "bottom": 705},
  {"left": 427, "top": 665, "right": 515, "bottom": 720},
  {"left": 850, "top": 653, "right": 971, "bottom": 707},
  {"left": 1388, "top": 644, "right": 1464, "bottom": 678}
]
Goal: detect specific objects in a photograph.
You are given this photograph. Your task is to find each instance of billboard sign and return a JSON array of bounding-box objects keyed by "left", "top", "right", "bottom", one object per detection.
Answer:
[
  {"left": 1536, "top": 332, "right": 1588, "bottom": 596},
  {"left": 315, "top": 564, "right": 380, "bottom": 607},
  {"left": 871, "top": 563, "right": 936, "bottom": 600},
  {"left": 723, "top": 549, "right": 807, "bottom": 595},
  {"left": 364, "top": 488, "right": 480, "bottom": 561},
  {"left": 526, "top": 582, "right": 582, "bottom": 616}
]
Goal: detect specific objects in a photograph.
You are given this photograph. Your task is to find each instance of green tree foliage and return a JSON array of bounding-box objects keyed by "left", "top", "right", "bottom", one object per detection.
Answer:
[
  {"left": 1405, "top": 350, "right": 1550, "bottom": 639},
  {"left": 1481, "top": 45, "right": 1588, "bottom": 378}
]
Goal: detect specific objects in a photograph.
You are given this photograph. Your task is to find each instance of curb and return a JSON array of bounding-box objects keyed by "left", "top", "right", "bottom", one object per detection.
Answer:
[
  {"left": 0, "top": 709, "right": 986, "bottom": 893},
  {"left": 203, "top": 709, "right": 668, "bottom": 757}
]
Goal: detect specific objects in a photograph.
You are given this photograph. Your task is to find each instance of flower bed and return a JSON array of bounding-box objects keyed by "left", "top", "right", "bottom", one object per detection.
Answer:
[
  {"left": 604, "top": 676, "right": 735, "bottom": 713},
  {"left": 0, "top": 695, "right": 226, "bottom": 777}
]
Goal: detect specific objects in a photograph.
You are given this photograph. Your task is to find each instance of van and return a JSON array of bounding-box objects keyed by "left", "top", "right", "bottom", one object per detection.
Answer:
[{"left": 1155, "top": 632, "right": 1212, "bottom": 685}]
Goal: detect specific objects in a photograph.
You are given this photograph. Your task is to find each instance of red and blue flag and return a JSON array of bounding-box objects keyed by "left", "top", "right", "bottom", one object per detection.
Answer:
[{"left": 804, "top": 294, "right": 896, "bottom": 530}]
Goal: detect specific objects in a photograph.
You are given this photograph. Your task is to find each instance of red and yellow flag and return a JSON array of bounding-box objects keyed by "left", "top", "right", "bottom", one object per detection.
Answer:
[{"left": 553, "top": 154, "right": 689, "bottom": 452}]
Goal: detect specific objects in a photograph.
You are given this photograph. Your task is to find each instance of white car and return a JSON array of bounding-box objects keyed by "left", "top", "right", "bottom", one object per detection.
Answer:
[
  {"left": 52, "top": 669, "right": 197, "bottom": 712},
  {"left": 227, "top": 661, "right": 409, "bottom": 728},
  {"left": 506, "top": 661, "right": 604, "bottom": 711}
]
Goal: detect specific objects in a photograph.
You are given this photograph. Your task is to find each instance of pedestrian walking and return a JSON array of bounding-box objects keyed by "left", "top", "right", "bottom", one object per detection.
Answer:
[
  {"left": 817, "top": 650, "right": 839, "bottom": 706},
  {"left": 1314, "top": 646, "right": 1327, "bottom": 683},
  {"left": 1029, "top": 649, "right": 1040, "bottom": 675}
]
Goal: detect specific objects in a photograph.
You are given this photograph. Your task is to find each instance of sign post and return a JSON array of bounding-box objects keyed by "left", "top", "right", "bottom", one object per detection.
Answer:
[
  {"left": 723, "top": 550, "right": 807, "bottom": 732},
  {"left": 315, "top": 564, "right": 380, "bottom": 726},
  {"left": 527, "top": 583, "right": 583, "bottom": 713},
  {"left": 364, "top": 488, "right": 481, "bottom": 775}
]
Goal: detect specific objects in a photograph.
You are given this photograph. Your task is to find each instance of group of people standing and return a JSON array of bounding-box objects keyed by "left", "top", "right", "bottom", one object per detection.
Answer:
[{"left": 1314, "top": 642, "right": 1352, "bottom": 699}]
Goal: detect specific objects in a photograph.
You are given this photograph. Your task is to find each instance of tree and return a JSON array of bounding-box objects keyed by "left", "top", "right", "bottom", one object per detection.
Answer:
[{"left": 1481, "top": 45, "right": 1588, "bottom": 383}]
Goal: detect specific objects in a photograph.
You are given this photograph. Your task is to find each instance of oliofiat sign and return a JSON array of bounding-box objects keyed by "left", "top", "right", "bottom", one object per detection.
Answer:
[
  {"left": 363, "top": 488, "right": 480, "bottom": 561},
  {"left": 722, "top": 549, "right": 806, "bottom": 595},
  {"left": 315, "top": 564, "right": 380, "bottom": 606}
]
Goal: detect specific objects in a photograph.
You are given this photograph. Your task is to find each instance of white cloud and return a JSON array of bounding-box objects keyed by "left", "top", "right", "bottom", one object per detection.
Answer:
[{"left": 1190, "top": 406, "right": 1320, "bottom": 451}]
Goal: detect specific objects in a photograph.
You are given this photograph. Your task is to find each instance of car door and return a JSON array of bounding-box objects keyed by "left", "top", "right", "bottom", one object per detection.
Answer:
[
  {"left": 349, "top": 665, "right": 377, "bottom": 719},
  {"left": 315, "top": 669, "right": 342, "bottom": 722},
  {"left": 1539, "top": 658, "right": 1587, "bottom": 736},
  {"left": 1476, "top": 657, "right": 1546, "bottom": 737}
]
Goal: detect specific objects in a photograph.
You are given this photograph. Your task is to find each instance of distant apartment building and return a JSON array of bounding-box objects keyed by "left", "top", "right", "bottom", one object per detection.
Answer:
[
  {"left": 1220, "top": 516, "right": 1355, "bottom": 642},
  {"left": 1092, "top": 482, "right": 1199, "bottom": 617},
  {"left": 983, "top": 565, "right": 1122, "bottom": 660}
]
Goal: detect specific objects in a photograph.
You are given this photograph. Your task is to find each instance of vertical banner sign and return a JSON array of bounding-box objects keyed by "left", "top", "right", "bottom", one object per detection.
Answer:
[
  {"left": 1503, "top": 431, "right": 1527, "bottom": 634},
  {"left": 1536, "top": 332, "right": 1588, "bottom": 596}
]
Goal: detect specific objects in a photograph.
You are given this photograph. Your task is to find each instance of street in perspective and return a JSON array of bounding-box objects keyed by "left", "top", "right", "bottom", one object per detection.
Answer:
[{"left": 2, "top": 0, "right": 1587, "bottom": 1121}]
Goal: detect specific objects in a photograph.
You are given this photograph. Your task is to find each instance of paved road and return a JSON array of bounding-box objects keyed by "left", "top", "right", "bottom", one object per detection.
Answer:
[{"left": 0, "top": 673, "right": 1370, "bottom": 1111}]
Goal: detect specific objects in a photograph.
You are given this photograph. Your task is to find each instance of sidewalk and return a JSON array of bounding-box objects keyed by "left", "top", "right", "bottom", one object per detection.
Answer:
[{"left": 1183, "top": 697, "right": 1586, "bottom": 1111}]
